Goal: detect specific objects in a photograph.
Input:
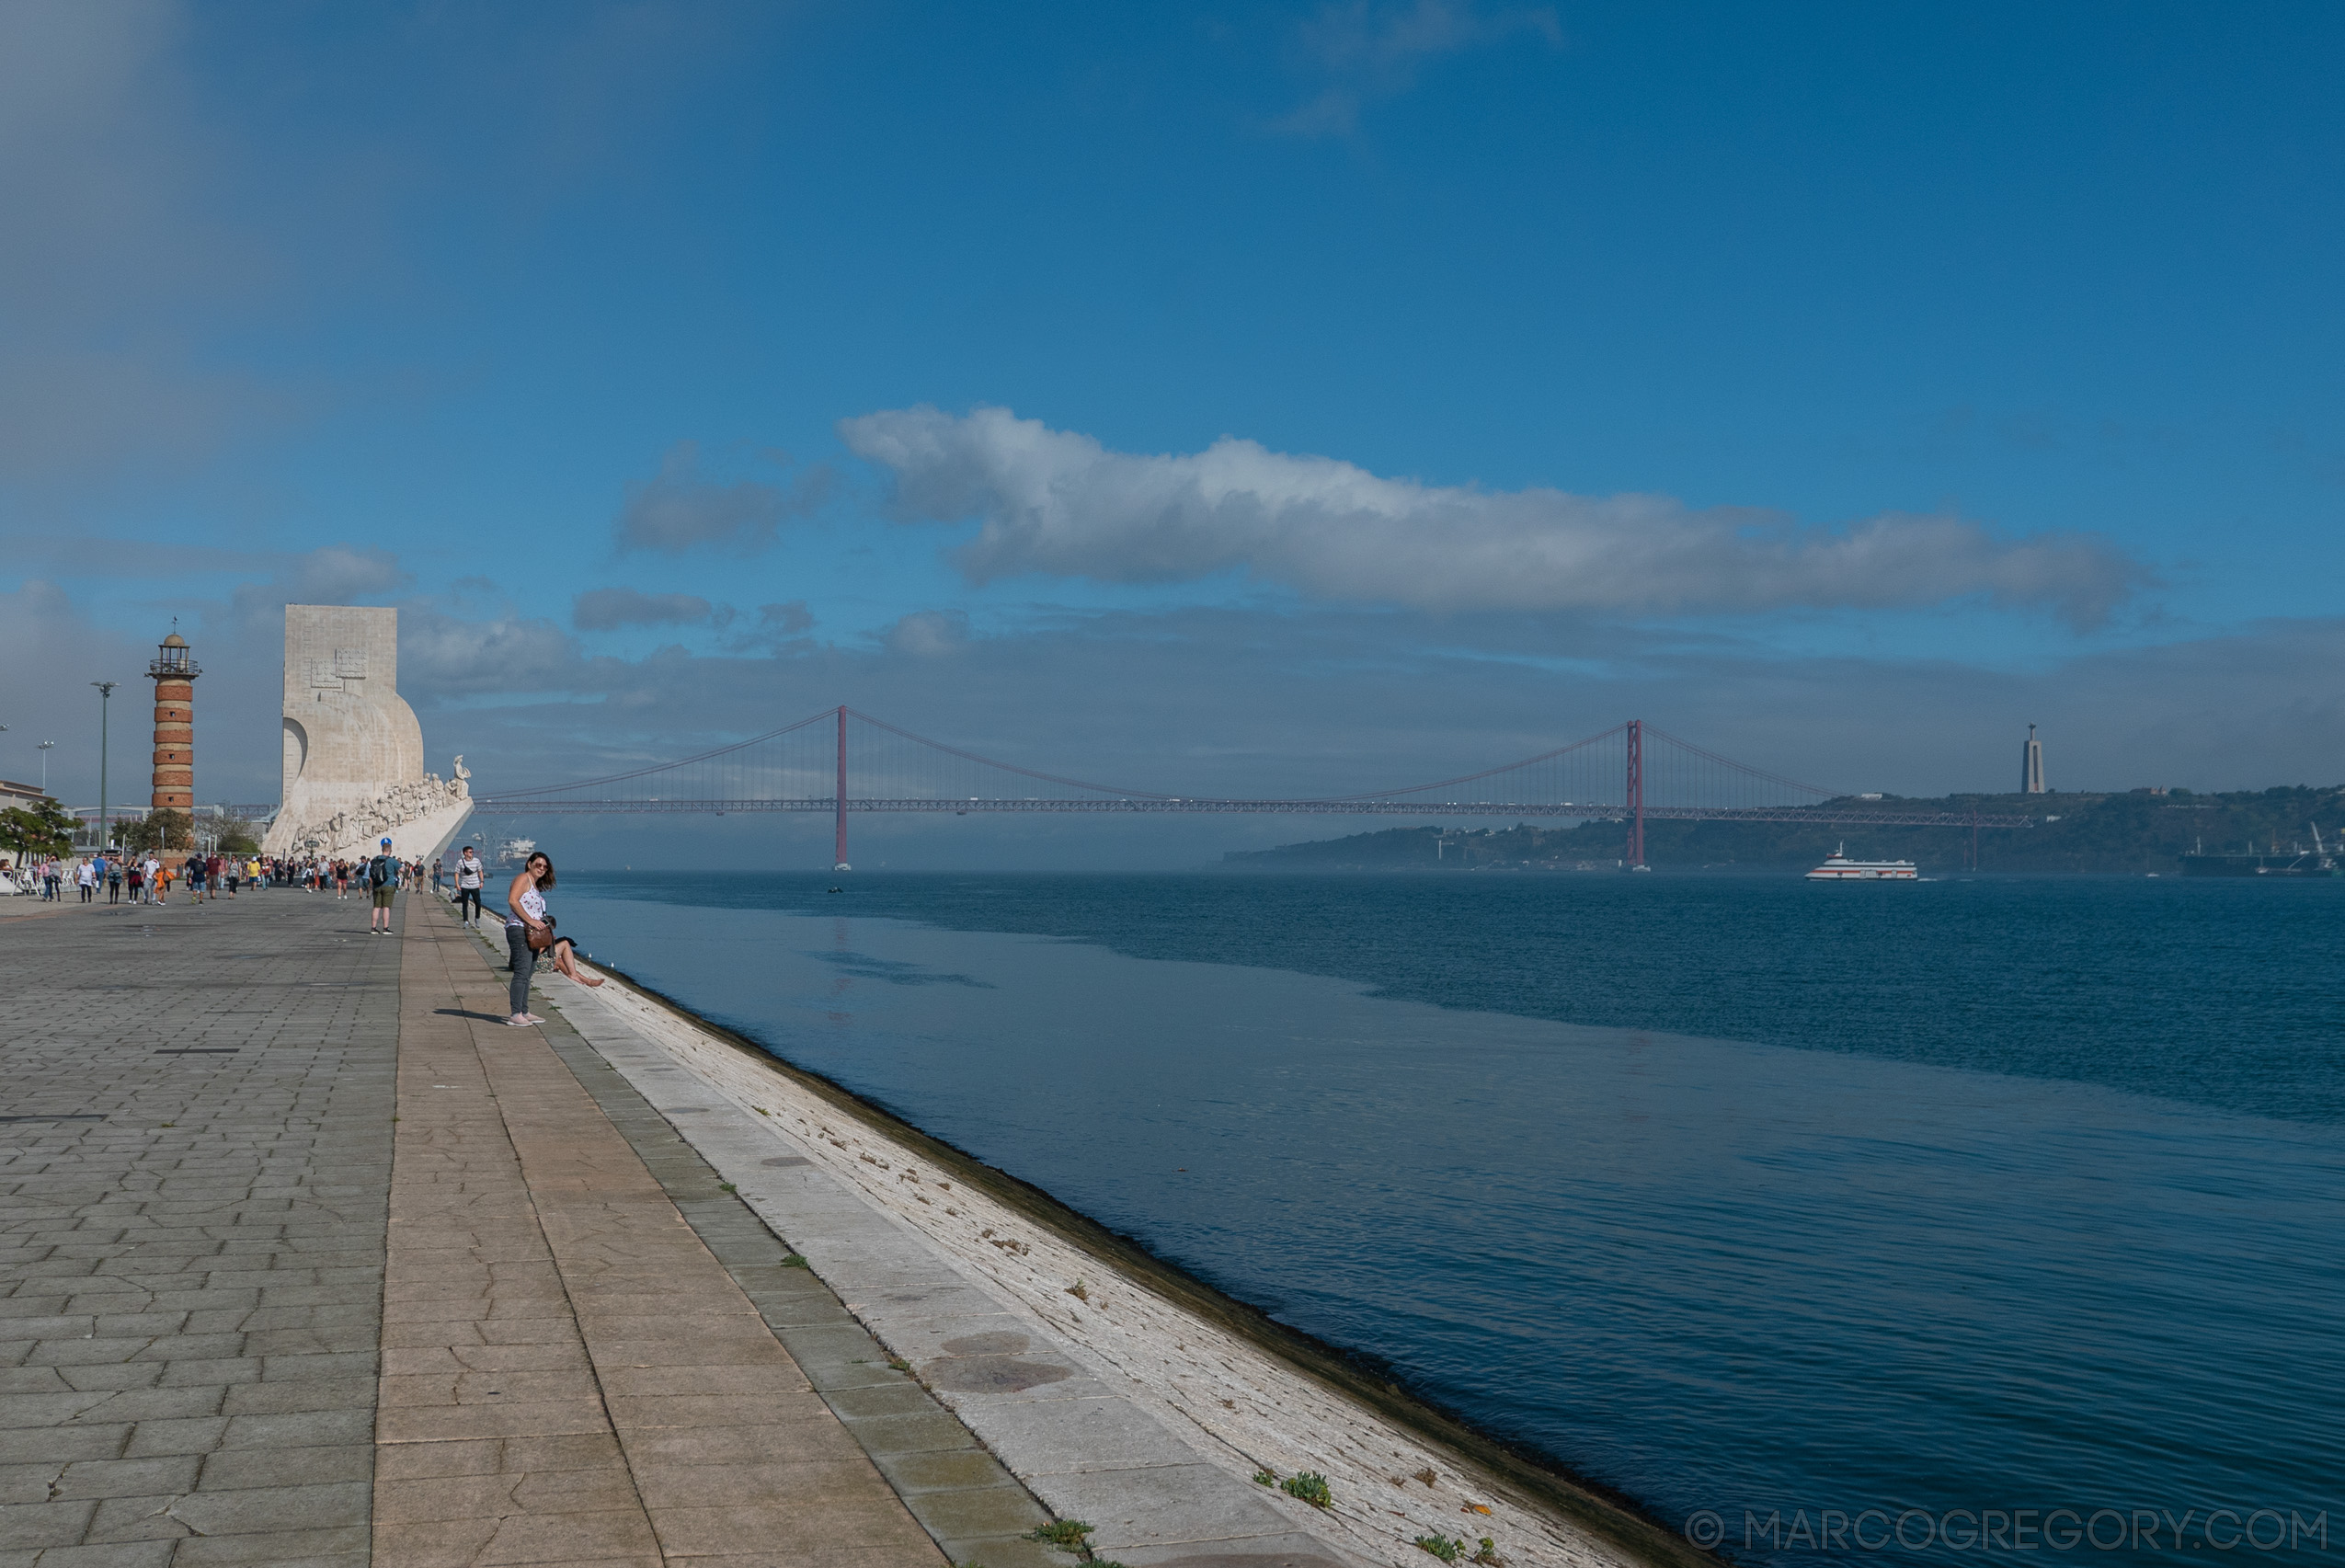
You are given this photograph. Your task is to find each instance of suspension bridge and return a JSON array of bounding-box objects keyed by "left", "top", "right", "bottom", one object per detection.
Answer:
[{"left": 470, "top": 706, "right": 2033, "bottom": 869}]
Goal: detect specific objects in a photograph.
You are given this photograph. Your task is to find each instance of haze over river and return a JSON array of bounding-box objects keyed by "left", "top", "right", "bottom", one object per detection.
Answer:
[{"left": 552, "top": 871, "right": 2345, "bottom": 1566}]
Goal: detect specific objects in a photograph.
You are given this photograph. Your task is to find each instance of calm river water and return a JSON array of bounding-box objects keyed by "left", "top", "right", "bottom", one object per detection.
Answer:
[{"left": 552, "top": 871, "right": 2344, "bottom": 1566}]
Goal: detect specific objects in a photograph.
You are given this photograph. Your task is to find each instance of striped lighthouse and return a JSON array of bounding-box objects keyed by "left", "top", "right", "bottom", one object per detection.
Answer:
[{"left": 148, "top": 630, "right": 201, "bottom": 811}]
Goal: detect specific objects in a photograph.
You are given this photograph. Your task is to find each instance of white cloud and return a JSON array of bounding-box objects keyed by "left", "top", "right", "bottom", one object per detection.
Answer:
[
  {"left": 838, "top": 406, "right": 2147, "bottom": 625},
  {"left": 397, "top": 608, "right": 584, "bottom": 699},
  {"left": 226, "top": 545, "right": 410, "bottom": 626},
  {"left": 573, "top": 587, "right": 729, "bottom": 631},
  {"left": 613, "top": 441, "right": 832, "bottom": 554},
  {"left": 1277, "top": 0, "right": 1561, "bottom": 138}
]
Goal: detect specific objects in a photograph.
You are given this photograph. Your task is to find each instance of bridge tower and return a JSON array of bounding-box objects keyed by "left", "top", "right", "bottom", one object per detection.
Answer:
[
  {"left": 147, "top": 629, "right": 200, "bottom": 813},
  {"left": 833, "top": 705, "right": 851, "bottom": 871},
  {"left": 1624, "top": 718, "right": 1645, "bottom": 868}
]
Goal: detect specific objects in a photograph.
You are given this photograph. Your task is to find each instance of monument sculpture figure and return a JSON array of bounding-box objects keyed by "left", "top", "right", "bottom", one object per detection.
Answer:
[{"left": 259, "top": 606, "right": 474, "bottom": 861}]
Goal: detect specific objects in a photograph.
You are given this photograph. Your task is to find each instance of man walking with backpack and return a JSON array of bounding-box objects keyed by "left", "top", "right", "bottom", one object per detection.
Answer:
[{"left": 367, "top": 837, "right": 400, "bottom": 934}]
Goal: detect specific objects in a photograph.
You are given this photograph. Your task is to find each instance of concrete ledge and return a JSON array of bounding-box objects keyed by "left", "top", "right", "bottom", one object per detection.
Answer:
[{"left": 536, "top": 971, "right": 1373, "bottom": 1568}]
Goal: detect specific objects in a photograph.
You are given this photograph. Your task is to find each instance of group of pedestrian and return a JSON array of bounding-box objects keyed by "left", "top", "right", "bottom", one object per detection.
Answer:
[
  {"left": 9, "top": 850, "right": 280, "bottom": 904},
  {"left": 6, "top": 845, "right": 463, "bottom": 906},
  {"left": 12, "top": 834, "right": 599, "bottom": 1030}
]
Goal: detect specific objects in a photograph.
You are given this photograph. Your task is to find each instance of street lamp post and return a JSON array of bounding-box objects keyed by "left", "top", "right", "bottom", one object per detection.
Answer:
[
  {"left": 38, "top": 740, "right": 55, "bottom": 792},
  {"left": 91, "top": 683, "right": 116, "bottom": 851}
]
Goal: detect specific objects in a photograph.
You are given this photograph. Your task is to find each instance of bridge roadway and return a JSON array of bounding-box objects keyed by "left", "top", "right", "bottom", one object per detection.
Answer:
[
  {"left": 473, "top": 796, "right": 2032, "bottom": 828},
  {"left": 0, "top": 887, "right": 1085, "bottom": 1568}
]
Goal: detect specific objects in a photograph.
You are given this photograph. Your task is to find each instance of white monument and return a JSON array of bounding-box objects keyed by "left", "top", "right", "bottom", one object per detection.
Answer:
[{"left": 259, "top": 605, "right": 474, "bottom": 861}]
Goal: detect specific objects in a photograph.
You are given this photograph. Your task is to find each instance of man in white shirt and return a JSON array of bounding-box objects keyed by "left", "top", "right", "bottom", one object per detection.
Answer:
[{"left": 453, "top": 846, "right": 486, "bottom": 927}]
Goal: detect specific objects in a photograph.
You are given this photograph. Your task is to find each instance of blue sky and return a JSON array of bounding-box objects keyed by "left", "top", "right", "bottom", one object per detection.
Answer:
[{"left": 5, "top": 2, "right": 2342, "bottom": 864}]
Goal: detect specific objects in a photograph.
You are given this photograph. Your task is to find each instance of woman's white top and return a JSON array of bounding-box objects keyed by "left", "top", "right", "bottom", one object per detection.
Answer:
[{"left": 507, "top": 884, "right": 546, "bottom": 928}]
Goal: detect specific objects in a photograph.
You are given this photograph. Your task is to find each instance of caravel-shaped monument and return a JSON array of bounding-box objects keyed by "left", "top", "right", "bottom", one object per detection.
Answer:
[{"left": 259, "top": 605, "right": 473, "bottom": 862}]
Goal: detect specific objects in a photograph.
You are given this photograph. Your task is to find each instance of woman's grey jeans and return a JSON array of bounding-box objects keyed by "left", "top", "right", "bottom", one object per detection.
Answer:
[{"left": 506, "top": 924, "right": 536, "bottom": 1016}]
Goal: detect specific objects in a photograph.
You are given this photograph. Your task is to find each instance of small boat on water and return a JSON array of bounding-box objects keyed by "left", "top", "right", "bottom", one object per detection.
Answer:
[{"left": 1806, "top": 844, "right": 1917, "bottom": 881}]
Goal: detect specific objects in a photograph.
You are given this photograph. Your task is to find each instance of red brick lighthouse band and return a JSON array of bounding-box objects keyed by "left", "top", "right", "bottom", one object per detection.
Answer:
[{"left": 148, "top": 631, "right": 200, "bottom": 811}]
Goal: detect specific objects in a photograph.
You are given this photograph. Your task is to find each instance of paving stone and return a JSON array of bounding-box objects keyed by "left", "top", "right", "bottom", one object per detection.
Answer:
[
  {"left": 169, "top": 1523, "right": 371, "bottom": 1563},
  {"left": 49, "top": 1454, "right": 204, "bottom": 1500},
  {"left": 80, "top": 1494, "right": 193, "bottom": 1544},
  {"left": 839, "top": 1410, "right": 989, "bottom": 1457},
  {"left": 199, "top": 1442, "right": 375, "bottom": 1490},
  {"left": 165, "top": 1479, "right": 374, "bottom": 1535},
  {"left": 898, "top": 1482, "right": 1058, "bottom": 1539},
  {"left": 71, "top": 1385, "right": 234, "bottom": 1422},
  {"left": 871, "top": 1448, "right": 1029, "bottom": 1496},
  {"left": 0, "top": 1499, "right": 98, "bottom": 1549},
  {"left": 940, "top": 1534, "right": 1085, "bottom": 1568}
]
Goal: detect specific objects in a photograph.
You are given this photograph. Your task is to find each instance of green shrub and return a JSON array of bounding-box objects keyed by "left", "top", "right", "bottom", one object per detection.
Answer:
[{"left": 1026, "top": 1520, "right": 1094, "bottom": 1551}]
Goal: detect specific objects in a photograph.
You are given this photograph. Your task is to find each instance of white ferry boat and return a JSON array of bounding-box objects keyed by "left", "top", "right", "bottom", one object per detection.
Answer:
[{"left": 1806, "top": 844, "right": 1917, "bottom": 881}]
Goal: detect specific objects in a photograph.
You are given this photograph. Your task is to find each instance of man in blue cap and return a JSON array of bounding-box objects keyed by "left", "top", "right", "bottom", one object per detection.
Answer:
[{"left": 367, "top": 836, "right": 399, "bottom": 934}]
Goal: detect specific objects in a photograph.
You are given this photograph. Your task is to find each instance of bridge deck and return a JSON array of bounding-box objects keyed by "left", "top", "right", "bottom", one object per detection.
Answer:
[{"left": 471, "top": 796, "right": 2031, "bottom": 828}]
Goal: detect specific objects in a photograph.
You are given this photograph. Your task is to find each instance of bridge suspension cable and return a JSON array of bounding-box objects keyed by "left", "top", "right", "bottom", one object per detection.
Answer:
[{"left": 470, "top": 704, "right": 2030, "bottom": 867}]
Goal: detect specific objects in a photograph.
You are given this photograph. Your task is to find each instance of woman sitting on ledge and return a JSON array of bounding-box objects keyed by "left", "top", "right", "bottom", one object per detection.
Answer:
[{"left": 538, "top": 916, "right": 604, "bottom": 990}]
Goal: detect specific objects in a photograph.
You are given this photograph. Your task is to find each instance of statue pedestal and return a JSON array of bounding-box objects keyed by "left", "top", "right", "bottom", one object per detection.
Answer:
[{"left": 264, "top": 795, "right": 473, "bottom": 864}]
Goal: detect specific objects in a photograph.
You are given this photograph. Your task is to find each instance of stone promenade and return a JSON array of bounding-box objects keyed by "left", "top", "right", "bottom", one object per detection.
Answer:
[
  {"left": 2, "top": 889, "right": 395, "bottom": 1562},
  {"left": 1, "top": 888, "right": 1058, "bottom": 1568}
]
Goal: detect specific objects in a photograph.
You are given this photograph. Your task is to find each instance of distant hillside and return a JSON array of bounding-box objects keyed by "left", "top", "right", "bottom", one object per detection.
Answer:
[{"left": 1220, "top": 786, "right": 2345, "bottom": 875}]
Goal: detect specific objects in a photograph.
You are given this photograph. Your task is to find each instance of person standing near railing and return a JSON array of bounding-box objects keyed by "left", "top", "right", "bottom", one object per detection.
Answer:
[{"left": 502, "top": 851, "right": 554, "bottom": 1026}]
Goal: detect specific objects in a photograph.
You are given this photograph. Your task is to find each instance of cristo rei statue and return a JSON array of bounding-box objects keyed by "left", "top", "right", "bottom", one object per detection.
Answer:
[{"left": 258, "top": 605, "right": 475, "bottom": 863}]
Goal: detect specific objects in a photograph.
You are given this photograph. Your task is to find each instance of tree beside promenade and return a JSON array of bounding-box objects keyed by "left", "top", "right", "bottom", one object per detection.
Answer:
[
  {"left": 3, "top": 800, "right": 77, "bottom": 864},
  {"left": 112, "top": 809, "right": 195, "bottom": 854}
]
